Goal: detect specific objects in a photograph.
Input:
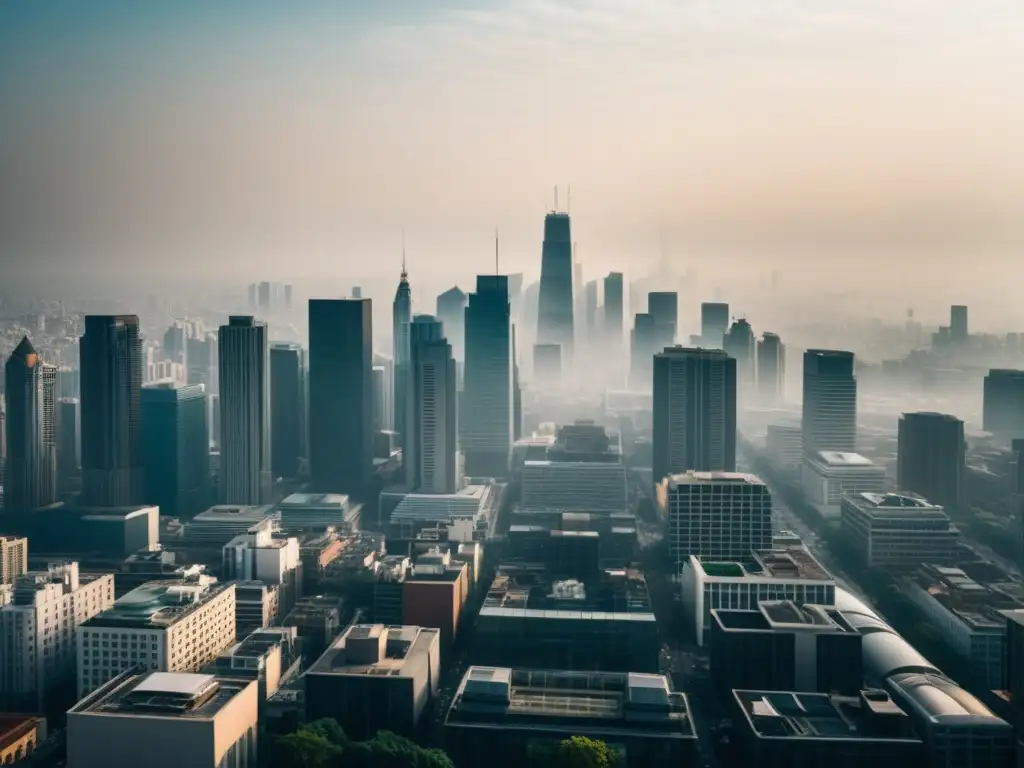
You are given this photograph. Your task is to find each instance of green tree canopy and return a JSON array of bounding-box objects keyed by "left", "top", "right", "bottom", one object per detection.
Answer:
[
  {"left": 271, "top": 722, "right": 453, "bottom": 768},
  {"left": 554, "top": 736, "right": 621, "bottom": 768}
]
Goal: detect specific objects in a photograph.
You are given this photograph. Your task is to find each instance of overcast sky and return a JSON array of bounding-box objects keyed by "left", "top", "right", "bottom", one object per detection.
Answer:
[{"left": 2, "top": 0, "right": 1024, "bottom": 295}]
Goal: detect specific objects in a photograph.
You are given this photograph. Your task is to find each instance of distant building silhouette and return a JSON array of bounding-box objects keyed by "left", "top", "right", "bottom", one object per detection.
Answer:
[
  {"left": 983, "top": 369, "right": 1024, "bottom": 444},
  {"left": 897, "top": 412, "right": 965, "bottom": 512},
  {"left": 802, "top": 350, "right": 857, "bottom": 457},
  {"left": 270, "top": 343, "right": 306, "bottom": 480},
  {"left": 4, "top": 337, "right": 57, "bottom": 513},
  {"left": 537, "top": 212, "right": 575, "bottom": 362},
  {"left": 756, "top": 332, "right": 785, "bottom": 405},
  {"left": 603, "top": 272, "right": 624, "bottom": 346},
  {"left": 700, "top": 303, "right": 729, "bottom": 348},
  {"left": 393, "top": 264, "right": 413, "bottom": 442},
  {"left": 141, "top": 382, "right": 209, "bottom": 517},
  {"left": 436, "top": 286, "right": 468, "bottom": 362}
]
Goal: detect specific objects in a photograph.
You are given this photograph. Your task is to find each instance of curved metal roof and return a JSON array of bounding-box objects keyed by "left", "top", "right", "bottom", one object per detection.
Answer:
[{"left": 887, "top": 672, "right": 1009, "bottom": 728}]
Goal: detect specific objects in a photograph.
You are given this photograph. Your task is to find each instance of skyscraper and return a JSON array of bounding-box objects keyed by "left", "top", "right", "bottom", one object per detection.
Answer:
[
  {"left": 652, "top": 347, "right": 737, "bottom": 482},
  {"left": 630, "top": 313, "right": 657, "bottom": 391},
  {"left": 4, "top": 337, "right": 57, "bottom": 513},
  {"left": 603, "top": 272, "right": 624, "bottom": 345},
  {"left": 648, "top": 292, "right": 678, "bottom": 349},
  {"left": 405, "top": 316, "right": 458, "bottom": 494},
  {"left": 56, "top": 398, "right": 80, "bottom": 498},
  {"left": 897, "top": 412, "right": 965, "bottom": 512},
  {"left": 950, "top": 305, "right": 968, "bottom": 343},
  {"left": 393, "top": 263, "right": 412, "bottom": 442},
  {"left": 141, "top": 382, "right": 210, "bottom": 517},
  {"left": 537, "top": 212, "right": 575, "bottom": 362},
  {"left": 756, "top": 332, "right": 785, "bottom": 405},
  {"left": 584, "top": 280, "right": 599, "bottom": 344},
  {"left": 723, "top": 318, "right": 756, "bottom": 389},
  {"left": 802, "top": 349, "right": 857, "bottom": 457},
  {"left": 309, "top": 299, "right": 373, "bottom": 498},
  {"left": 372, "top": 351, "right": 395, "bottom": 432},
  {"left": 80, "top": 315, "right": 144, "bottom": 506},
  {"left": 218, "top": 316, "right": 271, "bottom": 504},
  {"left": 983, "top": 369, "right": 1024, "bottom": 444},
  {"left": 436, "top": 286, "right": 468, "bottom": 362},
  {"left": 700, "top": 302, "right": 729, "bottom": 348},
  {"left": 463, "top": 275, "right": 514, "bottom": 478},
  {"left": 270, "top": 343, "right": 306, "bottom": 480}
]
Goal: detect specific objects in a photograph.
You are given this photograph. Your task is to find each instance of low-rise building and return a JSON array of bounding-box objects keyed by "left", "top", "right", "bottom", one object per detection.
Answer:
[
  {"left": 388, "top": 484, "right": 495, "bottom": 540},
  {"left": 521, "top": 460, "right": 628, "bottom": 514},
  {"left": 766, "top": 424, "right": 802, "bottom": 471},
  {"left": 801, "top": 451, "right": 887, "bottom": 520},
  {"left": 0, "top": 535, "right": 28, "bottom": 584},
  {"left": 233, "top": 581, "right": 278, "bottom": 639},
  {"left": 0, "top": 715, "right": 47, "bottom": 765},
  {"left": 206, "top": 627, "right": 302, "bottom": 705},
  {"left": 402, "top": 550, "right": 470, "bottom": 649},
  {"left": 67, "top": 671, "right": 258, "bottom": 768},
  {"left": 184, "top": 505, "right": 276, "bottom": 547},
  {"left": 304, "top": 623, "right": 441, "bottom": 740},
  {"left": 222, "top": 525, "right": 301, "bottom": 618},
  {"left": 13, "top": 505, "right": 159, "bottom": 557},
  {"left": 840, "top": 492, "right": 960, "bottom": 569},
  {"left": 278, "top": 493, "right": 360, "bottom": 534},
  {"left": 445, "top": 667, "right": 697, "bottom": 768}
]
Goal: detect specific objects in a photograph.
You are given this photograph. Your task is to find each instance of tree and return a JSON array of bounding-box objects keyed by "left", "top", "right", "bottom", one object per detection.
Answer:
[
  {"left": 271, "top": 722, "right": 453, "bottom": 768},
  {"left": 553, "top": 736, "right": 621, "bottom": 768},
  {"left": 270, "top": 729, "right": 342, "bottom": 768},
  {"left": 303, "top": 718, "right": 349, "bottom": 749}
]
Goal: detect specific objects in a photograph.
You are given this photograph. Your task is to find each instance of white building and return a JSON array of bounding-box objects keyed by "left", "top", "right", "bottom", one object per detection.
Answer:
[
  {"left": 222, "top": 526, "right": 301, "bottom": 618},
  {"left": 278, "top": 493, "right": 355, "bottom": 532},
  {"left": 681, "top": 546, "right": 835, "bottom": 646},
  {"left": 663, "top": 472, "right": 773, "bottom": 568},
  {"left": 521, "top": 461, "right": 628, "bottom": 513},
  {"left": 184, "top": 505, "right": 277, "bottom": 546},
  {"left": 840, "top": 492, "right": 960, "bottom": 569},
  {"left": 389, "top": 484, "right": 496, "bottom": 540},
  {"left": 67, "top": 671, "right": 259, "bottom": 768},
  {"left": 0, "top": 563, "right": 114, "bottom": 709},
  {"left": 801, "top": 451, "right": 886, "bottom": 520},
  {"left": 766, "top": 424, "right": 802, "bottom": 471},
  {"left": 77, "top": 580, "right": 236, "bottom": 697}
]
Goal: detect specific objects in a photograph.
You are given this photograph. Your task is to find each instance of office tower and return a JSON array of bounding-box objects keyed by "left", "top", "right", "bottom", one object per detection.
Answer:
[
  {"left": 537, "top": 211, "right": 575, "bottom": 362},
  {"left": 373, "top": 351, "right": 395, "bottom": 432},
  {"left": 141, "top": 382, "right": 210, "bottom": 518},
  {"left": 513, "top": 336, "right": 523, "bottom": 441},
  {"left": 584, "top": 280, "right": 599, "bottom": 343},
  {"left": 984, "top": 370, "right": 1024, "bottom": 444},
  {"left": 79, "top": 315, "right": 144, "bottom": 506},
  {"left": 56, "top": 398, "right": 80, "bottom": 497},
  {"left": 405, "top": 316, "right": 458, "bottom": 494},
  {"left": 897, "top": 412, "right": 965, "bottom": 511},
  {"left": 309, "top": 299, "right": 373, "bottom": 498},
  {"left": 700, "top": 302, "right": 729, "bottom": 347},
  {"left": 186, "top": 332, "right": 216, "bottom": 393},
  {"left": 4, "top": 337, "right": 57, "bottom": 513},
  {"left": 756, "top": 332, "right": 785, "bottom": 405},
  {"left": 463, "top": 275, "right": 514, "bottom": 478},
  {"left": 247, "top": 283, "right": 257, "bottom": 309},
  {"left": 603, "top": 272, "right": 624, "bottom": 345},
  {"left": 218, "top": 317, "right": 271, "bottom": 505},
  {"left": 950, "top": 304, "right": 968, "bottom": 343},
  {"left": 437, "top": 286, "right": 468, "bottom": 361},
  {"left": 257, "top": 281, "right": 271, "bottom": 310},
  {"left": 351, "top": 286, "right": 363, "bottom": 298},
  {"left": 653, "top": 347, "right": 737, "bottom": 480},
  {"left": 163, "top": 323, "right": 186, "bottom": 363},
  {"left": 284, "top": 284, "right": 294, "bottom": 310},
  {"left": 802, "top": 350, "right": 857, "bottom": 457},
  {"left": 0, "top": 403, "right": 5, "bottom": 491},
  {"left": 648, "top": 291, "right": 678, "bottom": 348},
  {"left": 0, "top": 534, "right": 28, "bottom": 584},
  {"left": 533, "top": 344, "right": 562, "bottom": 385},
  {"left": 208, "top": 393, "right": 220, "bottom": 449},
  {"left": 665, "top": 472, "right": 771, "bottom": 561},
  {"left": 270, "top": 343, "right": 306, "bottom": 480},
  {"left": 507, "top": 273, "right": 525, "bottom": 319},
  {"left": 723, "top": 318, "right": 756, "bottom": 388},
  {"left": 0, "top": 564, "right": 114, "bottom": 710},
  {"left": 372, "top": 366, "right": 388, "bottom": 433},
  {"left": 630, "top": 313, "right": 657, "bottom": 391},
  {"left": 393, "top": 264, "right": 413, "bottom": 442}
]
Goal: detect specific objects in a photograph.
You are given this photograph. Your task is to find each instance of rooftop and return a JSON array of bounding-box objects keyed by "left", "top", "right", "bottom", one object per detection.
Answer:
[
  {"left": 815, "top": 451, "right": 874, "bottom": 467},
  {"left": 695, "top": 546, "right": 832, "bottom": 583},
  {"left": 908, "top": 564, "right": 1023, "bottom": 632},
  {"left": 306, "top": 623, "right": 439, "bottom": 678},
  {"left": 82, "top": 581, "right": 231, "bottom": 630},
  {"left": 713, "top": 602, "right": 857, "bottom": 633},
  {"left": 667, "top": 471, "right": 764, "bottom": 486},
  {"left": 71, "top": 671, "right": 252, "bottom": 719},
  {"left": 280, "top": 493, "right": 349, "bottom": 508},
  {"left": 192, "top": 504, "right": 277, "bottom": 522}
]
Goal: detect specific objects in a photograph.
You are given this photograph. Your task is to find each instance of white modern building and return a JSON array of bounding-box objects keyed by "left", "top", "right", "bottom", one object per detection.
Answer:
[
  {"left": 801, "top": 451, "right": 887, "bottom": 520},
  {"left": 222, "top": 525, "right": 301, "bottom": 618},
  {"left": 766, "top": 424, "right": 802, "bottom": 471},
  {"left": 184, "top": 505, "right": 277, "bottom": 547},
  {"left": 681, "top": 546, "right": 835, "bottom": 646},
  {"left": 663, "top": 472, "right": 773, "bottom": 569},
  {"left": 67, "top": 671, "right": 259, "bottom": 768},
  {"left": 389, "top": 484, "right": 496, "bottom": 540},
  {"left": 0, "top": 563, "right": 114, "bottom": 709},
  {"left": 521, "top": 460, "right": 628, "bottom": 514},
  {"left": 840, "top": 492, "right": 960, "bottom": 569},
  {"left": 77, "top": 580, "right": 236, "bottom": 697}
]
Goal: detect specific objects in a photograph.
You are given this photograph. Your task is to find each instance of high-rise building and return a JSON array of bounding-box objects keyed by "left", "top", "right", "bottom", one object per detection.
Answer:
[
  {"left": 218, "top": 317, "right": 271, "bottom": 505},
  {"left": 537, "top": 212, "right": 575, "bottom": 362},
  {"left": 584, "top": 280, "right": 599, "bottom": 344},
  {"left": 270, "top": 343, "right": 306, "bottom": 480},
  {"left": 405, "top": 316, "right": 458, "bottom": 494},
  {"left": 630, "top": 313, "right": 657, "bottom": 391},
  {"left": 309, "top": 299, "right": 373, "bottom": 498},
  {"left": 950, "top": 305, "right": 968, "bottom": 343},
  {"left": 512, "top": 325, "right": 522, "bottom": 442},
  {"left": 56, "top": 398, "right": 80, "bottom": 498},
  {"left": 983, "top": 369, "right": 1024, "bottom": 444},
  {"left": 463, "top": 275, "right": 513, "bottom": 478},
  {"left": 0, "top": 534, "right": 28, "bottom": 584},
  {"left": 284, "top": 283, "right": 294, "bottom": 310},
  {"left": 4, "top": 337, "right": 57, "bottom": 513},
  {"left": 141, "top": 382, "right": 210, "bottom": 518},
  {"left": 897, "top": 412, "right": 965, "bottom": 512},
  {"left": 648, "top": 292, "right": 678, "bottom": 349},
  {"left": 79, "top": 316, "right": 144, "bottom": 506},
  {"left": 257, "top": 281, "right": 271, "bottom": 310},
  {"left": 436, "top": 286, "right": 468, "bottom": 362},
  {"left": 373, "top": 352, "right": 395, "bottom": 432},
  {"left": 723, "top": 318, "right": 756, "bottom": 390},
  {"left": 756, "top": 333, "right": 785, "bottom": 405},
  {"left": 393, "top": 264, "right": 413, "bottom": 442},
  {"left": 653, "top": 347, "right": 737, "bottom": 482},
  {"left": 802, "top": 350, "right": 857, "bottom": 457},
  {"left": 533, "top": 344, "right": 562, "bottom": 386},
  {"left": 603, "top": 272, "right": 624, "bottom": 346},
  {"left": 700, "top": 303, "right": 729, "bottom": 348}
]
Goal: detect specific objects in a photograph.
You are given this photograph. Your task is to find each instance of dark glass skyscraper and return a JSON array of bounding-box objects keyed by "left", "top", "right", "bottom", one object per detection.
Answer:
[
  {"left": 270, "top": 343, "right": 307, "bottom": 480},
  {"left": 983, "top": 369, "right": 1024, "bottom": 444},
  {"left": 80, "top": 315, "right": 144, "bottom": 506},
  {"left": 56, "top": 397, "right": 80, "bottom": 498},
  {"left": 141, "top": 382, "right": 210, "bottom": 517},
  {"left": 309, "top": 299, "right": 373, "bottom": 498},
  {"left": 756, "top": 332, "right": 785, "bottom": 405},
  {"left": 406, "top": 316, "right": 458, "bottom": 493},
  {"left": 393, "top": 265, "right": 412, "bottom": 442},
  {"left": 652, "top": 347, "right": 737, "bottom": 482},
  {"left": 897, "top": 412, "right": 965, "bottom": 511},
  {"left": 802, "top": 349, "right": 857, "bottom": 457},
  {"left": 648, "top": 292, "right": 678, "bottom": 348},
  {"left": 603, "top": 272, "right": 624, "bottom": 344},
  {"left": 537, "top": 212, "right": 575, "bottom": 361},
  {"left": 723, "top": 318, "right": 756, "bottom": 389},
  {"left": 4, "top": 337, "right": 57, "bottom": 513},
  {"left": 700, "top": 302, "right": 729, "bottom": 348}
]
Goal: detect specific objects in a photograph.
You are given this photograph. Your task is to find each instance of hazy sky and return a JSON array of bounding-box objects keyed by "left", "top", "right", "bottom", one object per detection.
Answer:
[{"left": 3, "top": 0, "right": 1024, "bottom": 292}]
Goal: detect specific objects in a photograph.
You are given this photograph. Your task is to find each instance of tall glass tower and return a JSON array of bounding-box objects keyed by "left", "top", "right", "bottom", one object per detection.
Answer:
[
  {"left": 392, "top": 262, "right": 412, "bottom": 443},
  {"left": 537, "top": 212, "right": 575, "bottom": 362},
  {"left": 4, "top": 337, "right": 57, "bottom": 513}
]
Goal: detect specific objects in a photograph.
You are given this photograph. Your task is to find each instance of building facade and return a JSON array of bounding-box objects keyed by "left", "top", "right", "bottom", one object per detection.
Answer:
[
  {"left": 141, "top": 382, "right": 209, "bottom": 518},
  {"left": 802, "top": 349, "right": 857, "bottom": 457},
  {"left": 537, "top": 212, "right": 575, "bottom": 363},
  {"left": 270, "top": 343, "right": 306, "bottom": 481},
  {"left": 406, "top": 316, "right": 458, "bottom": 494},
  {"left": 897, "top": 412, "right": 965, "bottom": 511},
  {"left": 4, "top": 337, "right": 57, "bottom": 513}
]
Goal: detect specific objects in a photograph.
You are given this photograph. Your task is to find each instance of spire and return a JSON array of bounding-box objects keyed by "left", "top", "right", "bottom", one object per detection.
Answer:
[
  {"left": 10, "top": 336, "right": 38, "bottom": 368},
  {"left": 400, "top": 228, "right": 408, "bottom": 282}
]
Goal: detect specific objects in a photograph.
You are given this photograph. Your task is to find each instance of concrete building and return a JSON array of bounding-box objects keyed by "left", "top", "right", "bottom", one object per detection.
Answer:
[
  {"left": 305, "top": 623, "right": 441, "bottom": 740},
  {"left": 681, "top": 547, "right": 835, "bottom": 646},
  {"left": 897, "top": 412, "right": 965, "bottom": 512},
  {"left": 801, "top": 349, "right": 857, "bottom": 458},
  {"left": 184, "top": 505, "right": 276, "bottom": 547},
  {"left": 0, "top": 715, "right": 47, "bottom": 765},
  {"left": 4, "top": 336, "right": 57, "bottom": 513},
  {"left": 801, "top": 451, "right": 887, "bottom": 521},
  {"left": 218, "top": 317, "right": 271, "bottom": 505},
  {"left": 278, "top": 493, "right": 357, "bottom": 533},
  {"left": 402, "top": 551, "right": 470, "bottom": 648},
  {"left": 269, "top": 343, "right": 306, "bottom": 481},
  {"left": 445, "top": 667, "right": 697, "bottom": 768},
  {"left": 231, "top": 581, "right": 278, "bottom": 640},
  {"left": 0, "top": 563, "right": 114, "bottom": 710},
  {"left": 521, "top": 460, "right": 628, "bottom": 513},
  {"left": 207, "top": 627, "right": 302, "bottom": 704},
  {"left": 388, "top": 484, "right": 495, "bottom": 540},
  {"left": 406, "top": 315, "right": 459, "bottom": 494},
  {"left": 662, "top": 472, "right": 772, "bottom": 568},
  {"left": 141, "top": 382, "right": 210, "bottom": 518},
  {"left": 0, "top": 535, "right": 28, "bottom": 584},
  {"left": 766, "top": 424, "right": 802, "bottom": 471},
  {"left": 77, "top": 581, "right": 236, "bottom": 697},
  {"left": 67, "top": 671, "right": 258, "bottom": 768},
  {"left": 840, "top": 492, "right": 959, "bottom": 569},
  {"left": 222, "top": 526, "right": 301, "bottom": 617},
  {"left": 653, "top": 347, "right": 737, "bottom": 480}
]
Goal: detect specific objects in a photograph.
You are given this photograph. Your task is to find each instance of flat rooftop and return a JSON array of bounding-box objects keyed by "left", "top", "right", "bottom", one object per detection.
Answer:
[
  {"left": 72, "top": 671, "right": 251, "bottom": 720},
  {"left": 280, "top": 493, "right": 349, "bottom": 508},
  {"left": 909, "top": 566, "right": 1022, "bottom": 631},
  {"left": 82, "top": 581, "right": 231, "bottom": 630},
  {"left": 447, "top": 667, "right": 696, "bottom": 739},
  {"left": 696, "top": 546, "right": 832, "bottom": 583},
  {"left": 713, "top": 602, "right": 857, "bottom": 633},
  {"left": 816, "top": 451, "right": 873, "bottom": 466},
  {"left": 306, "top": 623, "right": 438, "bottom": 678},
  {"left": 192, "top": 504, "right": 276, "bottom": 521},
  {"left": 667, "top": 471, "right": 764, "bottom": 486}
]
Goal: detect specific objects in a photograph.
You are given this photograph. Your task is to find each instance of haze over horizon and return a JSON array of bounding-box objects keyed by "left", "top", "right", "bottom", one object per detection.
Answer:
[{"left": 3, "top": 0, "right": 1024, "bottom": 306}]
